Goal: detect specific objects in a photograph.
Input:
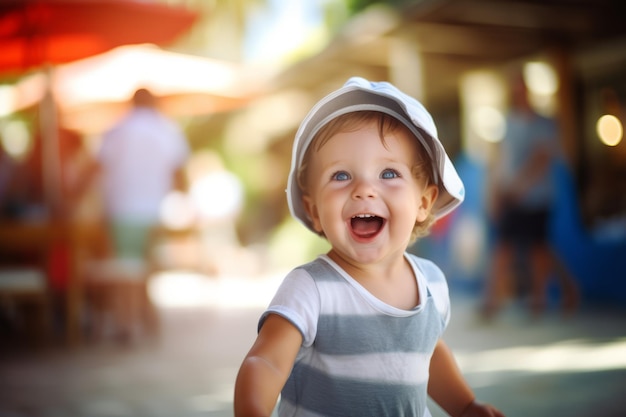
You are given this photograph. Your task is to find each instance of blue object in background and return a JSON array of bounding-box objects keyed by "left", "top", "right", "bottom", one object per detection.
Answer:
[
  {"left": 415, "top": 153, "right": 626, "bottom": 305},
  {"left": 550, "top": 161, "right": 626, "bottom": 305}
]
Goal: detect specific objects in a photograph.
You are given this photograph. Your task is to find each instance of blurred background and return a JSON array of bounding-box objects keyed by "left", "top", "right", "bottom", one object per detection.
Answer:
[{"left": 0, "top": 0, "right": 625, "bottom": 416}]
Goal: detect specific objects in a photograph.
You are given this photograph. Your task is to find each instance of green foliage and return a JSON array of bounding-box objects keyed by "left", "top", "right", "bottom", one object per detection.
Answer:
[
  {"left": 345, "top": 0, "right": 412, "bottom": 15},
  {"left": 268, "top": 217, "right": 331, "bottom": 270}
]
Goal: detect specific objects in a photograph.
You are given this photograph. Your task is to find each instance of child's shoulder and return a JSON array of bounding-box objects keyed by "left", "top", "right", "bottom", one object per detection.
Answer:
[
  {"left": 293, "top": 256, "right": 341, "bottom": 283},
  {"left": 406, "top": 252, "right": 441, "bottom": 270},
  {"left": 405, "top": 253, "right": 446, "bottom": 283},
  {"left": 406, "top": 253, "right": 451, "bottom": 323}
]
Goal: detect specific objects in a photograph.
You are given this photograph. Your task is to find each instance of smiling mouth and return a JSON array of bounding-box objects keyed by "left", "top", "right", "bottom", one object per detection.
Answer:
[{"left": 350, "top": 214, "right": 384, "bottom": 239}]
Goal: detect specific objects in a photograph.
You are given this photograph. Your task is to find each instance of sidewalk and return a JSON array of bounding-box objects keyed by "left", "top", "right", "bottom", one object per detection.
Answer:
[
  {"left": 1, "top": 271, "right": 625, "bottom": 417},
  {"left": 432, "top": 293, "right": 626, "bottom": 417}
]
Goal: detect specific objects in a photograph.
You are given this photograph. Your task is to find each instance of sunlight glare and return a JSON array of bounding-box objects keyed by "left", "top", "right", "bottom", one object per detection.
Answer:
[
  {"left": 0, "top": 86, "right": 16, "bottom": 117},
  {"left": 190, "top": 170, "right": 243, "bottom": 220},
  {"left": 148, "top": 270, "right": 283, "bottom": 309},
  {"left": 456, "top": 338, "right": 626, "bottom": 374},
  {"left": 160, "top": 191, "right": 196, "bottom": 230}
]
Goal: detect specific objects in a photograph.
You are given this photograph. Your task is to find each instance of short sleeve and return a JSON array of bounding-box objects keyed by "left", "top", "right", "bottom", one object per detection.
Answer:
[
  {"left": 408, "top": 255, "right": 451, "bottom": 328},
  {"left": 259, "top": 268, "right": 320, "bottom": 347}
]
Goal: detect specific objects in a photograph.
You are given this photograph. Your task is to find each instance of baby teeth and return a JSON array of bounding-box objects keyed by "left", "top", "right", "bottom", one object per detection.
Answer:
[{"left": 353, "top": 214, "right": 375, "bottom": 218}]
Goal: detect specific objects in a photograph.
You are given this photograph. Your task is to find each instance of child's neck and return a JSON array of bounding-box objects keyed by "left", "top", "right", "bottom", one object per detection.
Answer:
[{"left": 327, "top": 250, "right": 420, "bottom": 310}]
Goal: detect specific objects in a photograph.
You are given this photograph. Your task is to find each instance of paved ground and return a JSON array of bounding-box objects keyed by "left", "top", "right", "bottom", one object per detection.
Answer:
[{"left": 1, "top": 271, "right": 625, "bottom": 417}]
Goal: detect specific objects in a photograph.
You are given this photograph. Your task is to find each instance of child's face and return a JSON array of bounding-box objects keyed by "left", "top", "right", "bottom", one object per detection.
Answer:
[{"left": 302, "top": 119, "right": 438, "bottom": 265}]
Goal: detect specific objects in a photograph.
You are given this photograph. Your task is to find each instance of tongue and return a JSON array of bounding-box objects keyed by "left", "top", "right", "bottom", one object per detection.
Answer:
[{"left": 351, "top": 217, "right": 382, "bottom": 238}]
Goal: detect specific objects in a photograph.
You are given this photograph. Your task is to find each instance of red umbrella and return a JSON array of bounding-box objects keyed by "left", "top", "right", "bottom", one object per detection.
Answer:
[
  {"left": 0, "top": 0, "right": 198, "bottom": 76},
  {"left": 0, "top": 0, "right": 199, "bottom": 218}
]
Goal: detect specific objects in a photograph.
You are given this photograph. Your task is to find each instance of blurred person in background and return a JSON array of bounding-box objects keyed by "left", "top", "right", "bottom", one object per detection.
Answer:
[
  {"left": 481, "top": 71, "right": 579, "bottom": 321},
  {"left": 96, "top": 88, "right": 189, "bottom": 260},
  {"left": 79, "top": 87, "right": 190, "bottom": 342}
]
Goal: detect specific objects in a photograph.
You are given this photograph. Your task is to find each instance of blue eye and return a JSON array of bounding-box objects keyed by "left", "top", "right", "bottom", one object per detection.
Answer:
[
  {"left": 332, "top": 171, "right": 350, "bottom": 181},
  {"left": 381, "top": 169, "right": 399, "bottom": 179}
]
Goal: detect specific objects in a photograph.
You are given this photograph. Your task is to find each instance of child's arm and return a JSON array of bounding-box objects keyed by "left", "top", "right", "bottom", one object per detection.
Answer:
[
  {"left": 428, "top": 339, "right": 505, "bottom": 417},
  {"left": 234, "top": 314, "right": 303, "bottom": 417}
]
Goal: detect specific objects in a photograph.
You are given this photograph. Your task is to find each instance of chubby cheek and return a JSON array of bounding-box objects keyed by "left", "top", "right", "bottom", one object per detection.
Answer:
[
  {"left": 310, "top": 190, "right": 349, "bottom": 235},
  {"left": 392, "top": 203, "right": 421, "bottom": 236}
]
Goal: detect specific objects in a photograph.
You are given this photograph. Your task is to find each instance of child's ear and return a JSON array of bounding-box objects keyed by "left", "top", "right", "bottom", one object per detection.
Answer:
[
  {"left": 416, "top": 184, "right": 438, "bottom": 222},
  {"left": 302, "top": 194, "right": 323, "bottom": 233}
]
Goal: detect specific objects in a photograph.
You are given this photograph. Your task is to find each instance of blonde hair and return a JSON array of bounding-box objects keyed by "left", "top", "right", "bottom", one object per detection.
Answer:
[{"left": 297, "top": 111, "right": 436, "bottom": 242}]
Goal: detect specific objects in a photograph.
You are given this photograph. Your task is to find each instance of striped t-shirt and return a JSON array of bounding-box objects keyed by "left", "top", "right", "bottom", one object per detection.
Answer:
[{"left": 259, "top": 253, "right": 451, "bottom": 417}]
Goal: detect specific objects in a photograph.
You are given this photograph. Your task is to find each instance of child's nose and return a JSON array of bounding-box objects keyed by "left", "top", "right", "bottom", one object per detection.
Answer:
[{"left": 352, "top": 178, "right": 376, "bottom": 199}]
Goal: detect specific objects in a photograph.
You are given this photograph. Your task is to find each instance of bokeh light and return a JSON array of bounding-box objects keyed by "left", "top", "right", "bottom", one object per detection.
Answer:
[
  {"left": 160, "top": 191, "right": 196, "bottom": 230},
  {"left": 469, "top": 105, "right": 506, "bottom": 143},
  {"left": 596, "top": 114, "right": 623, "bottom": 146},
  {"left": 523, "top": 61, "right": 559, "bottom": 116},
  {"left": 523, "top": 61, "right": 558, "bottom": 96},
  {"left": 0, "top": 118, "right": 31, "bottom": 159}
]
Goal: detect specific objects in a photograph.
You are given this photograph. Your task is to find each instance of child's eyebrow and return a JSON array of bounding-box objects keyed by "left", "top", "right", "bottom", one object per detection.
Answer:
[{"left": 316, "top": 158, "right": 346, "bottom": 170}]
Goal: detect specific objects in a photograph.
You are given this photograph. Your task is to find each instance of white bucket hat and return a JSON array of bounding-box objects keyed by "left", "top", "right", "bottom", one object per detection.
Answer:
[{"left": 287, "top": 76, "right": 465, "bottom": 233}]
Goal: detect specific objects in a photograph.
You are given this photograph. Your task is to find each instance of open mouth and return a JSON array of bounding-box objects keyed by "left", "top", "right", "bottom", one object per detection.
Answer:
[{"left": 350, "top": 214, "right": 385, "bottom": 239}]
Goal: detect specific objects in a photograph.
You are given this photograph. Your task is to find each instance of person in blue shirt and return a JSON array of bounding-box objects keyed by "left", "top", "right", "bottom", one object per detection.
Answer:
[{"left": 481, "top": 72, "right": 579, "bottom": 320}]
